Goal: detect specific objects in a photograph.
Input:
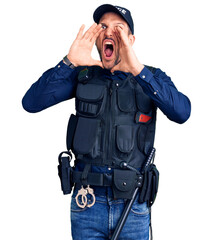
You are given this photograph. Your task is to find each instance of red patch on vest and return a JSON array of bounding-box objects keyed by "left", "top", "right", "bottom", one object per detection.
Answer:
[{"left": 139, "top": 114, "right": 152, "bottom": 123}]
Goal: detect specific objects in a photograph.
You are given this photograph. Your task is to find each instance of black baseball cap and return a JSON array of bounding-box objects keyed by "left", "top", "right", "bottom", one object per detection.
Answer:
[{"left": 93, "top": 4, "right": 134, "bottom": 34}]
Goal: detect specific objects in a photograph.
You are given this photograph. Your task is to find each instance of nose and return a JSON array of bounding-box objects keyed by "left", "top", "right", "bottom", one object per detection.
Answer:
[{"left": 104, "top": 26, "right": 114, "bottom": 37}]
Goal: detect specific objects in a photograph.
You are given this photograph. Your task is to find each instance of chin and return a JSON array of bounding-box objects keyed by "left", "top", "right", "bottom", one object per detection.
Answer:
[
  {"left": 102, "top": 60, "right": 114, "bottom": 70},
  {"left": 103, "top": 64, "right": 112, "bottom": 70}
]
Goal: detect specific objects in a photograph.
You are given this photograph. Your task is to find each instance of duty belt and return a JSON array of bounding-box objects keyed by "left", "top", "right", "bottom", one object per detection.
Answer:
[
  {"left": 58, "top": 151, "right": 159, "bottom": 206},
  {"left": 72, "top": 170, "right": 143, "bottom": 188}
]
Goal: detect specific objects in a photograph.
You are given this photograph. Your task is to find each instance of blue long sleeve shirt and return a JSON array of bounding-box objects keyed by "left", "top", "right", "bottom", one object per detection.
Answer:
[
  {"left": 22, "top": 60, "right": 191, "bottom": 172},
  {"left": 22, "top": 60, "right": 191, "bottom": 123}
]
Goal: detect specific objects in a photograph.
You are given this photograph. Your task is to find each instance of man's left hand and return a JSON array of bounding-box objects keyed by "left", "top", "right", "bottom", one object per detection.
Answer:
[{"left": 111, "top": 27, "right": 144, "bottom": 76}]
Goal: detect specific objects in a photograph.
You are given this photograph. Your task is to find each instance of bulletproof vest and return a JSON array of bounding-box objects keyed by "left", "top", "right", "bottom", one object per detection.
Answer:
[{"left": 67, "top": 66, "right": 157, "bottom": 169}]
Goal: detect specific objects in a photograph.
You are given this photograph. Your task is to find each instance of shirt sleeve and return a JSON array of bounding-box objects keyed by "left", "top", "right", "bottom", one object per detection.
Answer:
[
  {"left": 135, "top": 66, "right": 191, "bottom": 124},
  {"left": 22, "top": 60, "right": 78, "bottom": 113}
]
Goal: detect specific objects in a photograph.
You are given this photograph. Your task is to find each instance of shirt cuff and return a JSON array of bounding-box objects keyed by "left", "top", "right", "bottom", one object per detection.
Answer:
[
  {"left": 54, "top": 60, "right": 76, "bottom": 78},
  {"left": 135, "top": 66, "right": 154, "bottom": 84}
]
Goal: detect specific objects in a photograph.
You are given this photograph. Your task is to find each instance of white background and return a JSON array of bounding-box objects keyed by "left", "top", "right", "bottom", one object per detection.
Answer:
[{"left": 1, "top": 0, "right": 213, "bottom": 239}]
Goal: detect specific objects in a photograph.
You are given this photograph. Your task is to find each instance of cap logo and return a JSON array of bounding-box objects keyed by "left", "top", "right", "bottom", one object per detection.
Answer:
[{"left": 116, "top": 7, "right": 126, "bottom": 15}]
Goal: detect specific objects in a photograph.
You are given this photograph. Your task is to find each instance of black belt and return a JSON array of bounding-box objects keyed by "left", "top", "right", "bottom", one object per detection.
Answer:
[{"left": 72, "top": 171, "right": 113, "bottom": 186}]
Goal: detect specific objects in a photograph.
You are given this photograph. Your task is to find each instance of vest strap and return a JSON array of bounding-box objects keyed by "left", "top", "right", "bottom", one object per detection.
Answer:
[
  {"left": 76, "top": 158, "right": 107, "bottom": 166},
  {"left": 81, "top": 163, "right": 91, "bottom": 186}
]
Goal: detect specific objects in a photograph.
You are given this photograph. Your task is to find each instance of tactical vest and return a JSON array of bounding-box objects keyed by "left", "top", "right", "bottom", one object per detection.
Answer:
[{"left": 67, "top": 65, "right": 157, "bottom": 169}]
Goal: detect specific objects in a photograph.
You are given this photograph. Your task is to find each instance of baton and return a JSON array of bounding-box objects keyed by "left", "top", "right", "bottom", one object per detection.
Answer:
[{"left": 111, "top": 148, "right": 156, "bottom": 240}]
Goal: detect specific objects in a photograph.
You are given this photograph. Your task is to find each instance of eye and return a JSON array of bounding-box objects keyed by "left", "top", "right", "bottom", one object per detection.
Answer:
[{"left": 101, "top": 24, "right": 107, "bottom": 30}]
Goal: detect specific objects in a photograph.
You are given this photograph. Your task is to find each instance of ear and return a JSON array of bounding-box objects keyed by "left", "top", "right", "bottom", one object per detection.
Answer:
[{"left": 128, "top": 35, "right": 135, "bottom": 46}]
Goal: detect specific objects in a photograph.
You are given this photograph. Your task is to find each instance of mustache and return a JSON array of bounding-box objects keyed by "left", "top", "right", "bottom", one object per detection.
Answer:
[{"left": 103, "top": 37, "right": 116, "bottom": 45}]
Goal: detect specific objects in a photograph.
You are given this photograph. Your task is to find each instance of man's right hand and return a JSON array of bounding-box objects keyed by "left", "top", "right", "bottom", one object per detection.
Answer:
[{"left": 67, "top": 23, "right": 103, "bottom": 68}]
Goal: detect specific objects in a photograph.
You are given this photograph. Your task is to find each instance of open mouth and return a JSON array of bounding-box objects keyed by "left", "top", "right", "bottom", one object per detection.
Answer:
[{"left": 103, "top": 40, "right": 114, "bottom": 59}]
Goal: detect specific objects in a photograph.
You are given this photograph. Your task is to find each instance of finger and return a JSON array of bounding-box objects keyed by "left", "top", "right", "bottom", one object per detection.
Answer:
[
  {"left": 114, "top": 27, "right": 123, "bottom": 47},
  {"left": 116, "top": 26, "right": 128, "bottom": 41},
  {"left": 91, "top": 24, "right": 103, "bottom": 43},
  {"left": 76, "top": 24, "right": 85, "bottom": 40},
  {"left": 114, "top": 27, "right": 121, "bottom": 42},
  {"left": 115, "top": 27, "right": 129, "bottom": 47},
  {"left": 83, "top": 23, "right": 98, "bottom": 40}
]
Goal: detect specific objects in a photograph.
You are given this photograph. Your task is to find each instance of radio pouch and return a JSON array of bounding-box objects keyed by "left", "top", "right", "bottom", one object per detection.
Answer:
[
  {"left": 112, "top": 169, "right": 137, "bottom": 199},
  {"left": 58, "top": 152, "right": 73, "bottom": 195},
  {"left": 139, "top": 164, "right": 159, "bottom": 206}
]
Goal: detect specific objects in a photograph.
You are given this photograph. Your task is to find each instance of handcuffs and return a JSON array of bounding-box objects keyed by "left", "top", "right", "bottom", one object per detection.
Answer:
[{"left": 75, "top": 185, "right": 96, "bottom": 209}]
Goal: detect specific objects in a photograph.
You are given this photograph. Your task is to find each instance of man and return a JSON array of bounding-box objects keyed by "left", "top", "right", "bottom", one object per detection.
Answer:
[{"left": 22, "top": 4, "right": 191, "bottom": 240}]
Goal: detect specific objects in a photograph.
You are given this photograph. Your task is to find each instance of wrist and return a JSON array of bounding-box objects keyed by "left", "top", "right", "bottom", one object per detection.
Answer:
[{"left": 63, "top": 55, "right": 77, "bottom": 69}]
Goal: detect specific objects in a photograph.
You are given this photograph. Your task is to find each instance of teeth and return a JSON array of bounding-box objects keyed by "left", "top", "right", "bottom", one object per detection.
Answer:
[{"left": 105, "top": 41, "right": 113, "bottom": 45}]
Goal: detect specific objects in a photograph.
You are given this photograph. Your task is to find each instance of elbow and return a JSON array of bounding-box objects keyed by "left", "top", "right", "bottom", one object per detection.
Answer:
[
  {"left": 22, "top": 96, "right": 39, "bottom": 113},
  {"left": 173, "top": 109, "right": 191, "bottom": 124},
  {"left": 170, "top": 97, "right": 191, "bottom": 124}
]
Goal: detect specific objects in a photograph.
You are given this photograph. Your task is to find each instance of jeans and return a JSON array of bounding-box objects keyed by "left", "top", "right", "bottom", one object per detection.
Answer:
[{"left": 71, "top": 186, "right": 150, "bottom": 240}]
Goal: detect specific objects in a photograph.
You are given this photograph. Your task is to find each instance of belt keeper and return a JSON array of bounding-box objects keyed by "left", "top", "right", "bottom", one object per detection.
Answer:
[{"left": 81, "top": 163, "right": 91, "bottom": 186}]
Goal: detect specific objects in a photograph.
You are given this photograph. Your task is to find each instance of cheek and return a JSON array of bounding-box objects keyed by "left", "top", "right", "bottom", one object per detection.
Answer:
[{"left": 96, "top": 37, "right": 102, "bottom": 50}]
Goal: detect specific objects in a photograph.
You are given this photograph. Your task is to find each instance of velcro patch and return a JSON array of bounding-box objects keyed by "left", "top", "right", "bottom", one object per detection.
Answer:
[{"left": 135, "top": 112, "right": 152, "bottom": 123}]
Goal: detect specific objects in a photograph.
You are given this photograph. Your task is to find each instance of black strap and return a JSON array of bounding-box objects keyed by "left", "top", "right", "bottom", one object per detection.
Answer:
[
  {"left": 81, "top": 164, "right": 91, "bottom": 186},
  {"left": 139, "top": 170, "right": 148, "bottom": 202},
  {"left": 75, "top": 158, "right": 106, "bottom": 166},
  {"left": 58, "top": 151, "right": 72, "bottom": 163}
]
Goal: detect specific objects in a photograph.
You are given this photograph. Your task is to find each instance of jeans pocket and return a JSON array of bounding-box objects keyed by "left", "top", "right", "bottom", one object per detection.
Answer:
[{"left": 130, "top": 201, "right": 150, "bottom": 216}]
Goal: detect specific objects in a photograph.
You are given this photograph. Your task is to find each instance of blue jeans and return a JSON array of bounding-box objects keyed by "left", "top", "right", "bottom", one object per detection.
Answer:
[{"left": 71, "top": 186, "right": 150, "bottom": 240}]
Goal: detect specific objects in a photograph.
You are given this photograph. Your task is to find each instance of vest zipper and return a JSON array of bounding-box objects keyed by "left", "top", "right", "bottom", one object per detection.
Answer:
[
  {"left": 104, "top": 84, "right": 113, "bottom": 166},
  {"left": 108, "top": 86, "right": 113, "bottom": 166}
]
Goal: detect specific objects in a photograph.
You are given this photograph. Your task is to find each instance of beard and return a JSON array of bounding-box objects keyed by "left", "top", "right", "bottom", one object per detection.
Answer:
[{"left": 96, "top": 46, "right": 120, "bottom": 70}]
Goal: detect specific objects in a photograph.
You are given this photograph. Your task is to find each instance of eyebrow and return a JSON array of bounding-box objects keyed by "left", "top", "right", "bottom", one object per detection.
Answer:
[{"left": 100, "top": 22, "right": 125, "bottom": 26}]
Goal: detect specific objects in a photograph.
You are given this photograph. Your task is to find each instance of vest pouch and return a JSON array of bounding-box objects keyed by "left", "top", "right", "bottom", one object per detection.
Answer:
[
  {"left": 116, "top": 125, "right": 134, "bottom": 154},
  {"left": 117, "top": 89, "right": 135, "bottom": 112},
  {"left": 73, "top": 117, "right": 101, "bottom": 158},
  {"left": 136, "top": 90, "right": 153, "bottom": 113},
  {"left": 137, "top": 120, "right": 155, "bottom": 156},
  {"left": 76, "top": 83, "right": 106, "bottom": 117},
  {"left": 66, "top": 114, "right": 78, "bottom": 151},
  {"left": 113, "top": 169, "right": 137, "bottom": 199},
  {"left": 139, "top": 164, "right": 159, "bottom": 206}
]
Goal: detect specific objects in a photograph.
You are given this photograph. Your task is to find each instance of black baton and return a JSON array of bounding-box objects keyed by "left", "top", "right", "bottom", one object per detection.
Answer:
[{"left": 111, "top": 148, "right": 156, "bottom": 240}]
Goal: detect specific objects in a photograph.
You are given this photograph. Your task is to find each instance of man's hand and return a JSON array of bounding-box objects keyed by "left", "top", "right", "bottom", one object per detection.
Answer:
[
  {"left": 111, "top": 27, "right": 144, "bottom": 76},
  {"left": 67, "top": 23, "right": 103, "bottom": 68}
]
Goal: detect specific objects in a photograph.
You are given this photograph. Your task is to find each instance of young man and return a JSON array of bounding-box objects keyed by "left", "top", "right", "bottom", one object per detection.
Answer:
[{"left": 22, "top": 4, "right": 191, "bottom": 240}]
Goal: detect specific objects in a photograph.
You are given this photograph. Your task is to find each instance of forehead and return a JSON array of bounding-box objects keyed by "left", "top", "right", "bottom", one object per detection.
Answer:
[{"left": 99, "top": 12, "right": 128, "bottom": 26}]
